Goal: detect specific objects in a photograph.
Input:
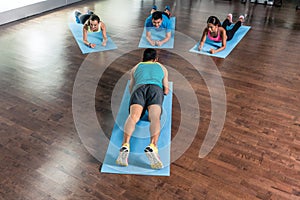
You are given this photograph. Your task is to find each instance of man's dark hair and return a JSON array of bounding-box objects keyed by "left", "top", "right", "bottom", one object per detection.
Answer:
[
  {"left": 143, "top": 48, "right": 157, "bottom": 62},
  {"left": 151, "top": 11, "right": 163, "bottom": 20}
]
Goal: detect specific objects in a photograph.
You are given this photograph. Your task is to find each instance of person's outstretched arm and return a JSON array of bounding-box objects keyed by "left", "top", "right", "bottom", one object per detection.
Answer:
[
  {"left": 156, "top": 19, "right": 172, "bottom": 46},
  {"left": 82, "top": 24, "right": 96, "bottom": 48},
  {"left": 159, "top": 64, "right": 169, "bottom": 95},
  {"left": 156, "top": 31, "right": 171, "bottom": 46},
  {"left": 198, "top": 28, "right": 208, "bottom": 51},
  {"left": 145, "top": 16, "right": 156, "bottom": 46},
  {"left": 100, "top": 22, "right": 108, "bottom": 46},
  {"left": 129, "top": 64, "right": 138, "bottom": 94},
  {"left": 210, "top": 28, "right": 227, "bottom": 54},
  {"left": 146, "top": 31, "right": 156, "bottom": 46}
]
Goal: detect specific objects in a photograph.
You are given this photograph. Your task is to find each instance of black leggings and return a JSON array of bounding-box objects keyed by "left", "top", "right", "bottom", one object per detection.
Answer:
[
  {"left": 76, "top": 10, "right": 94, "bottom": 24},
  {"left": 222, "top": 19, "right": 242, "bottom": 41},
  {"left": 78, "top": 14, "right": 91, "bottom": 24}
]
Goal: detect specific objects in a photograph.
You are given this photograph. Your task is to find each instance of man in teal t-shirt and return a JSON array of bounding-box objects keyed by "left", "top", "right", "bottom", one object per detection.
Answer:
[{"left": 116, "top": 48, "right": 169, "bottom": 169}]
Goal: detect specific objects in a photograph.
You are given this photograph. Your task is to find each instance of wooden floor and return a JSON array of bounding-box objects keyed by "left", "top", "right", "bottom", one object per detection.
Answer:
[{"left": 1, "top": 0, "right": 300, "bottom": 199}]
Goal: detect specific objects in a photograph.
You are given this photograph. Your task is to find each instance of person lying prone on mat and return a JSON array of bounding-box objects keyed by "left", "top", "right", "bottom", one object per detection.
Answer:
[
  {"left": 74, "top": 10, "right": 108, "bottom": 47},
  {"left": 198, "top": 14, "right": 244, "bottom": 54},
  {"left": 144, "top": 6, "right": 172, "bottom": 46},
  {"left": 116, "top": 48, "right": 169, "bottom": 169}
]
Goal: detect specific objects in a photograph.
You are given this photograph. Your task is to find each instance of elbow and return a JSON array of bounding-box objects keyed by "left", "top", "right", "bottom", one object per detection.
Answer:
[
  {"left": 164, "top": 87, "right": 169, "bottom": 95},
  {"left": 166, "top": 34, "right": 171, "bottom": 40}
]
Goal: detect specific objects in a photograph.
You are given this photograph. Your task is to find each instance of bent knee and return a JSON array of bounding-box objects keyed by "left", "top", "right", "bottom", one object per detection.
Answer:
[
  {"left": 149, "top": 115, "right": 160, "bottom": 122},
  {"left": 148, "top": 111, "right": 161, "bottom": 122},
  {"left": 129, "top": 113, "right": 141, "bottom": 123}
]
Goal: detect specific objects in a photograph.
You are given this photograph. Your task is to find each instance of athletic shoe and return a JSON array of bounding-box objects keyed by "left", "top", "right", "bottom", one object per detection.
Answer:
[
  {"left": 151, "top": 5, "right": 158, "bottom": 14},
  {"left": 165, "top": 5, "right": 171, "bottom": 12},
  {"left": 87, "top": 10, "right": 94, "bottom": 15},
  {"left": 227, "top": 13, "right": 233, "bottom": 23},
  {"left": 239, "top": 15, "right": 245, "bottom": 23},
  {"left": 144, "top": 143, "right": 163, "bottom": 169},
  {"left": 164, "top": 5, "right": 171, "bottom": 17},
  {"left": 74, "top": 10, "right": 81, "bottom": 23},
  {"left": 116, "top": 143, "right": 130, "bottom": 166}
]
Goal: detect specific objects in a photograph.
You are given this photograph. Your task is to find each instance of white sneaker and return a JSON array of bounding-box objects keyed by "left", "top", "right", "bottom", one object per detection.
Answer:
[
  {"left": 227, "top": 13, "right": 233, "bottom": 23},
  {"left": 116, "top": 143, "right": 130, "bottom": 166},
  {"left": 239, "top": 15, "right": 245, "bottom": 23},
  {"left": 144, "top": 144, "right": 163, "bottom": 169}
]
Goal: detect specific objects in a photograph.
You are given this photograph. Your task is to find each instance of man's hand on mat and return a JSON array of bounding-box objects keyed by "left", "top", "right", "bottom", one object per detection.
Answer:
[
  {"left": 89, "top": 43, "right": 96, "bottom": 48},
  {"left": 149, "top": 40, "right": 156, "bottom": 46},
  {"left": 155, "top": 41, "right": 162, "bottom": 46},
  {"left": 198, "top": 45, "right": 202, "bottom": 51}
]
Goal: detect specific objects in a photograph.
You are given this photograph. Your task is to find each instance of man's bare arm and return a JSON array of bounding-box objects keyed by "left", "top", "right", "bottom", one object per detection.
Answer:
[{"left": 129, "top": 64, "right": 138, "bottom": 93}]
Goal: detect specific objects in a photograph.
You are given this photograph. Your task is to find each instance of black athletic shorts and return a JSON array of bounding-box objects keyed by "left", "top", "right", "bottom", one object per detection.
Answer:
[{"left": 129, "top": 84, "right": 164, "bottom": 117}]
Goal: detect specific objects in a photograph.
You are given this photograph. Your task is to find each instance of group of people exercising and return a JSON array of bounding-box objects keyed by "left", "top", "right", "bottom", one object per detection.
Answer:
[{"left": 74, "top": 5, "right": 244, "bottom": 169}]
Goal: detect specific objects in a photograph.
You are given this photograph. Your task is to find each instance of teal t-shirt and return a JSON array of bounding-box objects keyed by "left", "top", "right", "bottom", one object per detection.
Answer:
[{"left": 133, "top": 62, "right": 164, "bottom": 92}]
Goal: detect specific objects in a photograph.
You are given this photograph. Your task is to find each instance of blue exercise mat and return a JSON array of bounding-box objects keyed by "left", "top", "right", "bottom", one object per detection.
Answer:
[
  {"left": 101, "top": 81, "right": 173, "bottom": 176},
  {"left": 68, "top": 23, "right": 117, "bottom": 54},
  {"left": 189, "top": 25, "right": 251, "bottom": 58},
  {"left": 138, "top": 17, "right": 176, "bottom": 49}
]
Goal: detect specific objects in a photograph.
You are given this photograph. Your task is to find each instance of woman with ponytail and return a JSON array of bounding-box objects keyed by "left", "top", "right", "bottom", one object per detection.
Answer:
[
  {"left": 198, "top": 14, "right": 244, "bottom": 54},
  {"left": 74, "top": 10, "right": 108, "bottom": 47}
]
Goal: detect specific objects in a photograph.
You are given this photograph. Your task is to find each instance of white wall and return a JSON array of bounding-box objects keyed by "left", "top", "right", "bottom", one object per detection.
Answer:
[{"left": 0, "top": 0, "right": 82, "bottom": 25}]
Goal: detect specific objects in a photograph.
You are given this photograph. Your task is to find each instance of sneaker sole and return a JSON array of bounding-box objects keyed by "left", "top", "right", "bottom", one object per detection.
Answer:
[
  {"left": 116, "top": 151, "right": 129, "bottom": 166},
  {"left": 145, "top": 151, "right": 163, "bottom": 169}
]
